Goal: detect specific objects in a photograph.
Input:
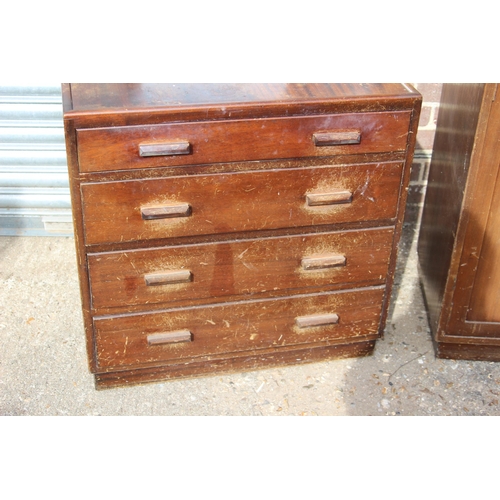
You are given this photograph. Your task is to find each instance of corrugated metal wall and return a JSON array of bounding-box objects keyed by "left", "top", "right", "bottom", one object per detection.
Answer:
[{"left": 0, "top": 84, "right": 72, "bottom": 236}]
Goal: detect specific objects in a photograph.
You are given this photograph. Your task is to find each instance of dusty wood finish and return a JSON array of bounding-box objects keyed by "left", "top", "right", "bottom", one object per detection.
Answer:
[
  {"left": 76, "top": 153, "right": 408, "bottom": 187},
  {"left": 81, "top": 162, "right": 403, "bottom": 246},
  {"left": 94, "top": 287, "right": 385, "bottom": 371},
  {"left": 147, "top": 330, "right": 192, "bottom": 345},
  {"left": 313, "top": 130, "right": 361, "bottom": 146},
  {"left": 87, "top": 227, "right": 394, "bottom": 314},
  {"left": 76, "top": 112, "right": 411, "bottom": 173},
  {"left": 63, "top": 83, "right": 421, "bottom": 387},
  {"left": 418, "top": 83, "right": 500, "bottom": 360}
]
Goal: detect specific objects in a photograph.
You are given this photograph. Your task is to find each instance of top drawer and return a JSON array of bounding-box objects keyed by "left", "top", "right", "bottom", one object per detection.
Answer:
[{"left": 76, "top": 111, "right": 412, "bottom": 173}]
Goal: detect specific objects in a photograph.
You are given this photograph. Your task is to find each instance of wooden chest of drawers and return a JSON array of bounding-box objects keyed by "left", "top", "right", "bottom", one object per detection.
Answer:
[{"left": 62, "top": 83, "right": 421, "bottom": 388}]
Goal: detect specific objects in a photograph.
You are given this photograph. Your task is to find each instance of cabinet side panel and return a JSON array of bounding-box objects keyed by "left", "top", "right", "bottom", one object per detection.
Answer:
[
  {"left": 64, "top": 118, "right": 97, "bottom": 371},
  {"left": 418, "top": 84, "right": 485, "bottom": 333}
]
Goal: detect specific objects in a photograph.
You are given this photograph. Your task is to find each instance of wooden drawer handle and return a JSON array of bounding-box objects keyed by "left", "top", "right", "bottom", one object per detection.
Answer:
[
  {"left": 301, "top": 254, "right": 346, "bottom": 270},
  {"left": 139, "top": 141, "right": 191, "bottom": 157},
  {"left": 306, "top": 190, "right": 353, "bottom": 206},
  {"left": 147, "top": 330, "right": 192, "bottom": 345},
  {"left": 141, "top": 203, "right": 191, "bottom": 220},
  {"left": 144, "top": 270, "right": 193, "bottom": 286},
  {"left": 296, "top": 313, "right": 339, "bottom": 328},
  {"left": 313, "top": 130, "right": 361, "bottom": 146}
]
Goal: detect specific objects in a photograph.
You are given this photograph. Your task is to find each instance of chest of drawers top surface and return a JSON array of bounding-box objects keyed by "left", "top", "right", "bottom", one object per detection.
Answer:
[{"left": 63, "top": 83, "right": 420, "bottom": 126}]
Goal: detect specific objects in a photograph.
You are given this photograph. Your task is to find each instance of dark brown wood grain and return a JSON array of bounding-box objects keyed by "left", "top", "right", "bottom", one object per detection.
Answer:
[
  {"left": 81, "top": 162, "right": 403, "bottom": 246},
  {"left": 62, "top": 83, "right": 421, "bottom": 387},
  {"left": 62, "top": 83, "right": 421, "bottom": 129},
  {"left": 87, "top": 227, "right": 394, "bottom": 314},
  {"left": 76, "top": 112, "right": 411, "bottom": 173},
  {"left": 65, "top": 83, "right": 419, "bottom": 113},
  {"left": 418, "top": 83, "right": 500, "bottom": 360}
]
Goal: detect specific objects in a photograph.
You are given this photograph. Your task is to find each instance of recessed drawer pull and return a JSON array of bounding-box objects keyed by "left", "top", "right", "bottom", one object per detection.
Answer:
[
  {"left": 296, "top": 313, "right": 339, "bottom": 328},
  {"left": 301, "top": 254, "right": 346, "bottom": 270},
  {"left": 141, "top": 203, "right": 192, "bottom": 220},
  {"left": 147, "top": 330, "right": 193, "bottom": 345},
  {"left": 306, "top": 190, "right": 353, "bottom": 206},
  {"left": 139, "top": 141, "right": 191, "bottom": 157},
  {"left": 313, "top": 130, "right": 361, "bottom": 146},
  {"left": 144, "top": 270, "right": 193, "bottom": 286}
]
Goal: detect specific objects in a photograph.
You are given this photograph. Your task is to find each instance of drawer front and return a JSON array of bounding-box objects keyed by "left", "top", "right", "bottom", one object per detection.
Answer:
[
  {"left": 81, "top": 162, "right": 403, "bottom": 245},
  {"left": 88, "top": 227, "right": 394, "bottom": 313},
  {"left": 76, "top": 112, "right": 411, "bottom": 173},
  {"left": 94, "top": 287, "right": 385, "bottom": 370}
]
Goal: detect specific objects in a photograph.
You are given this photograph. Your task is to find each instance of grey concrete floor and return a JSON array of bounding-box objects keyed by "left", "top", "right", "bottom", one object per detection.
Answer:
[{"left": 2, "top": 216, "right": 500, "bottom": 416}]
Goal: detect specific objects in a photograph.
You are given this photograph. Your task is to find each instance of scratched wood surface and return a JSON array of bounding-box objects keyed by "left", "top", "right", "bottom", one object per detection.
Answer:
[
  {"left": 88, "top": 227, "right": 394, "bottom": 314},
  {"left": 76, "top": 112, "right": 410, "bottom": 173},
  {"left": 94, "top": 340, "right": 377, "bottom": 388},
  {"left": 94, "top": 287, "right": 385, "bottom": 371},
  {"left": 81, "top": 162, "right": 403, "bottom": 246},
  {"left": 63, "top": 83, "right": 421, "bottom": 128}
]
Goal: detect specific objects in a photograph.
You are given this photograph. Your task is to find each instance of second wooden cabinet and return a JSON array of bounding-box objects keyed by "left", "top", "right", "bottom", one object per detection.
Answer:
[{"left": 419, "top": 83, "right": 500, "bottom": 360}]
